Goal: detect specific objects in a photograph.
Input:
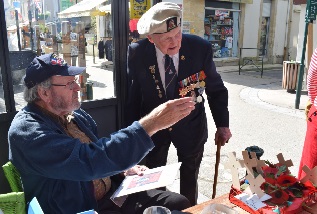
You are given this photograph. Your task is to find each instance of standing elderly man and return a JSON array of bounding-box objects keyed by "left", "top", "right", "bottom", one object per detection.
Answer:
[
  {"left": 126, "top": 2, "right": 232, "bottom": 205},
  {"left": 8, "top": 53, "right": 194, "bottom": 213}
]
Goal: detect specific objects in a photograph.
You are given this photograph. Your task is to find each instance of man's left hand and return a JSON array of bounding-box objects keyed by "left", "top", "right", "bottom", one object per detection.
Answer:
[
  {"left": 124, "top": 165, "right": 149, "bottom": 176},
  {"left": 215, "top": 127, "right": 232, "bottom": 146}
]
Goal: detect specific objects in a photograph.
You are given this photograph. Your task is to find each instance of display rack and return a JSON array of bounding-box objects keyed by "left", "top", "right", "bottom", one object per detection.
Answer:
[{"left": 204, "top": 14, "right": 233, "bottom": 58}]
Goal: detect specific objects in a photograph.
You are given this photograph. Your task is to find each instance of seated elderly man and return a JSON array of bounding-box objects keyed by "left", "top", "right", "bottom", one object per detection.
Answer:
[{"left": 8, "top": 53, "right": 194, "bottom": 214}]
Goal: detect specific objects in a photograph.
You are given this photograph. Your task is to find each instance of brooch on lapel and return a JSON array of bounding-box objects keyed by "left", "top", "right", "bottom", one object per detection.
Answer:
[
  {"left": 149, "top": 65, "right": 155, "bottom": 74},
  {"left": 149, "top": 65, "right": 163, "bottom": 98},
  {"left": 178, "top": 70, "right": 206, "bottom": 103},
  {"left": 180, "top": 55, "right": 185, "bottom": 61}
]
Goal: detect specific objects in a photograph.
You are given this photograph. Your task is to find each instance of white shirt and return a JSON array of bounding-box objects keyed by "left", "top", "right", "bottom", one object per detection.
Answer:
[{"left": 155, "top": 46, "right": 179, "bottom": 90}]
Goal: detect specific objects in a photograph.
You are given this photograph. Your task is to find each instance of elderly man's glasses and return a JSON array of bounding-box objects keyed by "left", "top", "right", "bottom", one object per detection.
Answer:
[{"left": 51, "top": 77, "right": 78, "bottom": 90}]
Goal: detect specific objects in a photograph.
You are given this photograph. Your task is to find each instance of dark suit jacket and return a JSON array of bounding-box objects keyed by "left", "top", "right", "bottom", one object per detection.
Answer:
[
  {"left": 126, "top": 34, "right": 229, "bottom": 155},
  {"left": 98, "top": 40, "right": 105, "bottom": 53}
]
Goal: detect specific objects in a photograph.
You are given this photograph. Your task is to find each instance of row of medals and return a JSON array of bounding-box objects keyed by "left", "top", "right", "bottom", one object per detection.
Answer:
[
  {"left": 149, "top": 65, "right": 206, "bottom": 103},
  {"left": 178, "top": 71, "right": 206, "bottom": 103}
]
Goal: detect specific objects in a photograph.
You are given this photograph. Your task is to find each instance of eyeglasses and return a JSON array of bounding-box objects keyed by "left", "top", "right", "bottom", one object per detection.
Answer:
[{"left": 51, "top": 77, "right": 78, "bottom": 90}]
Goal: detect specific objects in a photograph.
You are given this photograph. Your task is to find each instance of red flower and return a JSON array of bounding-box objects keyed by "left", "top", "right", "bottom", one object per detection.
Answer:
[
  {"left": 269, "top": 189, "right": 289, "bottom": 205},
  {"left": 276, "top": 174, "right": 298, "bottom": 187},
  {"left": 261, "top": 177, "right": 277, "bottom": 195},
  {"left": 262, "top": 166, "right": 278, "bottom": 178},
  {"left": 250, "top": 160, "right": 317, "bottom": 213}
]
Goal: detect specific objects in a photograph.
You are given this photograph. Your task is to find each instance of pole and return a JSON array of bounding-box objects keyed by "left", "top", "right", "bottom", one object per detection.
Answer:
[
  {"left": 15, "top": 10, "right": 21, "bottom": 51},
  {"left": 295, "top": 0, "right": 316, "bottom": 109},
  {"left": 93, "top": 44, "right": 95, "bottom": 64},
  {"left": 295, "top": 22, "right": 308, "bottom": 109},
  {"left": 28, "top": 8, "right": 34, "bottom": 51}
]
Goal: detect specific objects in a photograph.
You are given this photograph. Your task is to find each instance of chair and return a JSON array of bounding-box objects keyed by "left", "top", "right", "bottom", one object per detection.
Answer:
[
  {"left": 2, "top": 161, "right": 23, "bottom": 192},
  {"left": 0, "top": 192, "right": 26, "bottom": 214},
  {"left": 238, "top": 48, "right": 266, "bottom": 78},
  {"left": 0, "top": 161, "right": 26, "bottom": 214}
]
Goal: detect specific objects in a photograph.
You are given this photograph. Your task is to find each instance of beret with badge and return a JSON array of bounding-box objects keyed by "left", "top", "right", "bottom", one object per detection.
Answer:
[{"left": 137, "top": 2, "right": 182, "bottom": 35}]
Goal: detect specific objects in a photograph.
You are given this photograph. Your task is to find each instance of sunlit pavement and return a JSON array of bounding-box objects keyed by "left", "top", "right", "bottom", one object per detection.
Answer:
[{"left": 167, "top": 65, "right": 308, "bottom": 203}]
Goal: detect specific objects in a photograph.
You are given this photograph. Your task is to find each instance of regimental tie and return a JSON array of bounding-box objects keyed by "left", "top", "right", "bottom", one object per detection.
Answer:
[{"left": 164, "top": 54, "right": 178, "bottom": 100}]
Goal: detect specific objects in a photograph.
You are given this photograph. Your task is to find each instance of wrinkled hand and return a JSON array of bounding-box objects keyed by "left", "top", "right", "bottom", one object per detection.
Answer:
[
  {"left": 124, "top": 165, "right": 149, "bottom": 176},
  {"left": 215, "top": 127, "right": 232, "bottom": 146},
  {"left": 140, "top": 97, "right": 195, "bottom": 136}
]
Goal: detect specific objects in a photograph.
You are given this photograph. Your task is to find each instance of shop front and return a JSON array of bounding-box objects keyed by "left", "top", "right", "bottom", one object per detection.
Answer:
[{"left": 204, "top": 0, "right": 241, "bottom": 59}]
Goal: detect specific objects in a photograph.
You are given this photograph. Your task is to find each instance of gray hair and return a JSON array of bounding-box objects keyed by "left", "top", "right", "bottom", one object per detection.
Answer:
[{"left": 23, "top": 78, "right": 52, "bottom": 103}]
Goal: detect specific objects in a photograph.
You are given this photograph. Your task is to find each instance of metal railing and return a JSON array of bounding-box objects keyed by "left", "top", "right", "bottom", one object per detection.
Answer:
[{"left": 238, "top": 48, "right": 266, "bottom": 78}]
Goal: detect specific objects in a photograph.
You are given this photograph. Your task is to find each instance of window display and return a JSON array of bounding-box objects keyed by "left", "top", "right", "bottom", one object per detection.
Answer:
[
  {"left": 3, "top": 0, "right": 116, "bottom": 110},
  {"left": 204, "top": 10, "right": 233, "bottom": 58}
]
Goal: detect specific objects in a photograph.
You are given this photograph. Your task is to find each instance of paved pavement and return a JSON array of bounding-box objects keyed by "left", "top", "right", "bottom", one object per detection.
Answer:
[{"left": 166, "top": 64, "right": 309, "bottom": 204}]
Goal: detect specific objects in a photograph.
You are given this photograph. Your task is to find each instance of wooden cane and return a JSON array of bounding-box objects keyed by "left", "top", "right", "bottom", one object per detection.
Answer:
[{"left": 212, "top": 141, "right": 222, "bottom": 199}]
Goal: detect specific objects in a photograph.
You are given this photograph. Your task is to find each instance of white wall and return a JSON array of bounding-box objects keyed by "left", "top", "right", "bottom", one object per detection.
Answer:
[
  {"left": 242, "top": 1, "right": 261, "bottom": 57},
  {"left": 296, "top": 4, "right": 306, "bottom": 62},
  {"left": 288, "top": 5, "right": 300, "bottom": 61},
  {"left": 272, "top": 0, "right": 288, "bottom": 60}
]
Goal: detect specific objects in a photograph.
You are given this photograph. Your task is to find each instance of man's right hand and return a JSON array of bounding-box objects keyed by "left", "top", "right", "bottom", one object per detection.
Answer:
[{"left": 139, "top": 97, "right": 195, "bottom": 136}]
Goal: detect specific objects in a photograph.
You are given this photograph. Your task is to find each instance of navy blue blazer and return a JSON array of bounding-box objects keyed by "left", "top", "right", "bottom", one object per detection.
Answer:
[{"left": 126, "top": 34, "right": 229, "bottom": 155}]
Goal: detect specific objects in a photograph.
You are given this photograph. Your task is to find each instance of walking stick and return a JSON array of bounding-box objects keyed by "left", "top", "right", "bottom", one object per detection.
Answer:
[{"left": 212, "top": 141, "right": 221, "bottom": 199}]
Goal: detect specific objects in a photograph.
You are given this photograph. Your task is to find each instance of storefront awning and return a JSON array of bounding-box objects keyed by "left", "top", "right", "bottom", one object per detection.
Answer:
[
  {"left": 99, "top": 3, "right": 130, "bottom": 14},
  {"left": 99, "top": 4, "right": 111, "bottom": 13},
  {"left": 58, "top": 0, "right": 108, "bottom": 18}
]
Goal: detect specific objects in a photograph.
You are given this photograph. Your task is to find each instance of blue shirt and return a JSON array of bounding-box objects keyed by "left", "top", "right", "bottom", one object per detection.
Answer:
[{"left": 8, "top": 103, "right": 154, "bottom": 213}]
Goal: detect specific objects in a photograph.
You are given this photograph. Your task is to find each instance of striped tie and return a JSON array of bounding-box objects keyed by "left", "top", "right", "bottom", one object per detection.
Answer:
[{"left": 164, "top": 54, "right": 177, "bottom": 100}]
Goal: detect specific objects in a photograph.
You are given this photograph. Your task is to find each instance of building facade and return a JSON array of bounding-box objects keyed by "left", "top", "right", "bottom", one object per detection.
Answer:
[{"left": 165, "top": 0, "right": 296, "bottom": 65}]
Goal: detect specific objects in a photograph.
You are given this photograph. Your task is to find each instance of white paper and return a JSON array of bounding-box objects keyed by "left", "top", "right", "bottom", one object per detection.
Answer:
[
  {"left": 111, "top": 162, "right": 181, "bottom": 199},
  {"left": 234, "top": 193, "right": 269, "bottom": 210}
]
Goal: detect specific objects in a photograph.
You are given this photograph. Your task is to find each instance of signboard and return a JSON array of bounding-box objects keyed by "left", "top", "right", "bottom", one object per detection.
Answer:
[
  {"left": 130, "top": 0, "right": 151, "bottom": 19},
  {"left": 215, "top": 0, "right": 253, "bottom": 4},
  {"left": 215, "top": 10, "right": 230, "bottom": 17},
  {"left": 305, "top": 0, "right": 317, "bottom": 22},
  {"left": 60, "top": 0, "right": 75, "bottom": 11},
  {"left": 182, "top": 21, "right": 190, "bottom": 34}
]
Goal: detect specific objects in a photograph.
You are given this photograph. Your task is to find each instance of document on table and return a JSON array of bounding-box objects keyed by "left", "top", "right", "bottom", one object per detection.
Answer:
[
  {"left": 234, "top": 192, "right": 271, "bottom": 211},
  {"left": 111, "top": 162, "right": 181, "bottom": 199}
]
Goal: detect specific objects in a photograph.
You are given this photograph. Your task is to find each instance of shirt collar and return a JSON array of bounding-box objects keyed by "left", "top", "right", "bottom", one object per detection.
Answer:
[
  {"left": 35, "top": 104, "right": 74, "bottom": 126},
  {"left": 154, "top": 46, "right": 179, "bottom": 62}
]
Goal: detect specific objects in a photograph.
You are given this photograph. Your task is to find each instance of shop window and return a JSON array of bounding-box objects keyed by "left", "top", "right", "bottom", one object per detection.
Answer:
[
  {"left": 3, "top": 0, "right": 115, "bottom": 111},
  {"left": 205, "top": 10, "right": 234, "bottom": 58}
]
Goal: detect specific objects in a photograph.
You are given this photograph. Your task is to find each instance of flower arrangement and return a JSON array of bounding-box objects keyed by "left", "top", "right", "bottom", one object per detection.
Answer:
[
  {"left": 228, "top": 151, "right": 317, "bottom": 214},
  {"left": 258, "top": 161, "right": 316, "bottom": 213}
]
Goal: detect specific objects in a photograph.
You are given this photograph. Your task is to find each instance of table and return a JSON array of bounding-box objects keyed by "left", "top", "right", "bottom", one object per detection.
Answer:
[
  {"left": 182, "top": 193, "right": 315, "bottom": 214},
  {"left": 182, "top": 194, "right": 247, "bottom": 214}
]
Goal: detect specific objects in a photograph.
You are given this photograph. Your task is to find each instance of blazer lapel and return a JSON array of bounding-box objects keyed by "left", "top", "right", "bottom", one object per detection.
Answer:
[{"left": 144, "top": 43, "right": 166, "bottom": 101}]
